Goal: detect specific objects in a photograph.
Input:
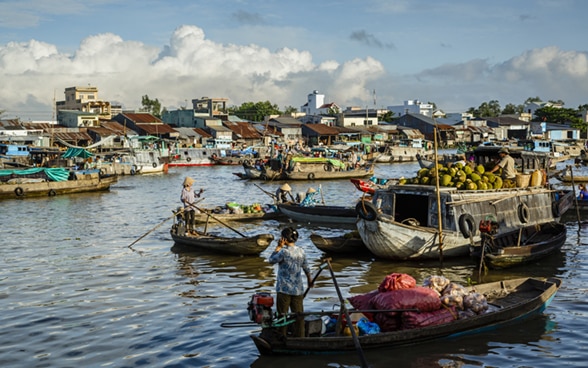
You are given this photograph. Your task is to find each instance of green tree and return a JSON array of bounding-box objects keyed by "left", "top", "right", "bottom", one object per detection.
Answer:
[
  {"left": 231, "top": 101, "right": 282, "bottom": 121},
  {"left": 501, "top": 103, "right": 524, "bottom": 115},
  {"left": 533, "top": 106, "right": 582, "bottom": 125},
  {"left": 578, "top": 103, "right": 588, "bottom": 111},
  {"left": 283, "top": 105, "right": 298, "bottom": 115},
  {"left": 380, "top": 111, "right": 394, "bottom": 123},
  {"left": 141, "top": 95, "right": 162, "bottom": 118},
  {"left": 468, "top": 100, "right": 501, "bottom": 117}
]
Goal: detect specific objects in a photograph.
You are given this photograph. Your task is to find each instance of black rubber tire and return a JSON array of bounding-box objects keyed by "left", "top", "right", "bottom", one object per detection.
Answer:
[
  {"left": 48, "top": 189, "right": 56, "bottom": 196},
  {"left": 308, "top": 173, "right": 315, "bottom": 180},
  {"left": 356, "top": 200, "right": 378, "bottom": 221},
  {"left": 459, "top": 214, "right": 476, "bottom": 239},
  {"left": 518, "top": 203, "right": 530, "bottom": 224},
  {"left": 186, "top": 156, "right": 192, "bottom": 162},
  {"left": 14, "top": 187, "right": 24, "bottom": 196},
  {"left": 152, "top": 162, "right": 157, "bottom": 168}
]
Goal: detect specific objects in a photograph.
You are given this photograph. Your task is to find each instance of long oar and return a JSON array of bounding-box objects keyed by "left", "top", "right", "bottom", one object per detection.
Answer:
[
  {"left": 303, "top": 262, "right": 328, "bottom": 298},
  {"left": 254, "top": 183, "right": 277, "bottom": 201},
  {"left": 128, "top": 197, "right": 205, "bottom": 248},
  {"left": 191, "top": 204, "right": 247, "bottom": 238},
  {"left": 325, "top": 258, "right": 369, "bottom": 368}
]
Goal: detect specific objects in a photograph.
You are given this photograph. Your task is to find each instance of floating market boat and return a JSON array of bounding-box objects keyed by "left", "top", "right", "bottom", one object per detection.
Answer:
[
  {"left": 248, "top": 276, "right": 561, "bottom": 355},
  {"left": 192, "top": 204, "right": 284, "bottom": 224},
  {"left": 354, "top": 147, "right": 573, "bottom": 260},
  {"left": 284, "top": 157, "right": 374, "bottom": 181},
  {"left": 470, "top": 221, "right": 567, "bottom": 269},
  {"left": 0, "top": 167, "right": 117, "bottom": 200}
]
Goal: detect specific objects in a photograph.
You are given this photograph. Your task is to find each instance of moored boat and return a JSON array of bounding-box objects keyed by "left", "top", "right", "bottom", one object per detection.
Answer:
[
  {"left": 278, "top": 203, "right": 357, "bottom": 224},
  {"left": 309, "top": 232, "right": 368, "bottom": 254},
  {"left": 193, "top": 204, "right": 284, "bottom": 224},
  {"left": 0, "top": 168, "right": 117, "bottom": 200},
  {"left": 284, "top": 157, "right": 374, "bottom": 181},
  {"left": 249, "top": 276, "right": 561, "bottom": 355},
  {"left": 470, "top": 221, "right": 567, "bottom": 269}
]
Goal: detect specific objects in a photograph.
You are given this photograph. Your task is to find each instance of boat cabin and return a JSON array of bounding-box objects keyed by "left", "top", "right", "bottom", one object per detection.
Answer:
[
  {"left": 469, "top": 146, "right": 552, "bottom": 173},
  {"left": 0, "top": 144, "right": 31, "bottom": 157}
]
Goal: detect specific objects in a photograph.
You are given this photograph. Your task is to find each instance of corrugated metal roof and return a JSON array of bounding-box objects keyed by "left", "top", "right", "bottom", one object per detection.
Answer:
[
  {"left": 223, "top": 121, "right": 262, "bottom": 139},
  {"left": 302, "top": 123, "right": 339, "bottom": 135},
  {"left": 135, "top": 123, "right": 177, "bottom": 135},
  {"left": 119, "top": 112, "right": 163, "bottom": 124}
]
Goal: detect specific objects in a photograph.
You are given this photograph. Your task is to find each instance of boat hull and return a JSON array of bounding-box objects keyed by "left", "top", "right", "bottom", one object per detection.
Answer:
[
  {"left": 170, "top": 224, "right": 274, "bottom": 255},
  {"left": 470, "top": 222, "right": 566, "bottom": 269},
  {"left": 0, "top": 173, "right": 117, "bottom": 200},
  {"left": 309, "top": 233, "right": 368, "bottom": 254},
  {"left": 357, "top": 185, "right": 568, "bottom": 260},
  {"left": 278, "top": 203, "right": 357, "bottom": 224},
  {"left": 251, "top": 277, "right": 561, "bottom": 355}
]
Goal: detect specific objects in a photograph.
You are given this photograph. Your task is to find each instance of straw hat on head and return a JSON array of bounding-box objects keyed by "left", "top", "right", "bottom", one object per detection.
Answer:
[
  {"left": 183, "top": 176, "right": 195, "bottom": 187},
  {"left": 498, "top": 147, "right": 509, "bottom": 154},
  {"left": 307, "top": 187, "right": 317, "bottom": 194},
  {"left": 280, "top": 183, "right": 292, "bottom": 191}
]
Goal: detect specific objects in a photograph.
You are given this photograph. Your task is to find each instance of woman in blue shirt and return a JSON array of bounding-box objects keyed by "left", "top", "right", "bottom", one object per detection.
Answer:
[{"left": 268, "top": 227, "right": 313, "bottom": 337}]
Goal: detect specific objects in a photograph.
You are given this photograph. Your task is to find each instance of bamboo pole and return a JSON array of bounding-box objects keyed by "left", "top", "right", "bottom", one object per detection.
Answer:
[{"left": 433, "top": 127, "right": 444, "bottom": 262}]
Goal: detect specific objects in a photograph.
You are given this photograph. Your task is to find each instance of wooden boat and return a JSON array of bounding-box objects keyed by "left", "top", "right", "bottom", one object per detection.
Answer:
[
  {"left": 554, "top": 166, "right": 588, "bottom": 183},
  {"left": 354, "top": 144, "right": 571, "bottom": 260},
  {"left": 168, "top": 147, "right": 223, "bottom": 167},
  {"left": 278, "top": 203, "right": 357, "bottom": 224},
  {"left": 470, "top": 222, "right": 567, "bottom": 269},
  {"left": 193, "top": 206, "right": 284, "bottom": 224},
  {"left": 310, "top": 233, "right": 368, "bottom": 254},
  {"left": 250, "top": 277, "right": 561, "bottom": 355},
  {"left": 170, "top": 222, "right": 274, "bottom": 255},
  {"left": 350, "top": 178, "right": 398, "bottom": 195},
  {"left": 0, "top": 168, "right": 117, "bottom": 200},
  {"left": 284, "top": 157, "right": 374, "bottom": 181}
]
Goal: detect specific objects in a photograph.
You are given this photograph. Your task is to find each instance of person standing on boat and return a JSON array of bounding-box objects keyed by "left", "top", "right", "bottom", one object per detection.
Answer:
[
  {"left": 268, "top": 227, "right": 313, "bottom": 337},
  {"left": 275, "top": 183, "right": 295, "bottom": 204},
  {"left": 180, "top": 176, "right": 203, "bottom": 234},
  {"left": 489, "top": 147, "right": 517, "bottom": 183}
]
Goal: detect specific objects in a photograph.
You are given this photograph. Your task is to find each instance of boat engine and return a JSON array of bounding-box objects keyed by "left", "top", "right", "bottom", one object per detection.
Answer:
[
  {"left": 248, "top": 292, "right": 274, "bottom": 326},
  {"left": 479, "top": 215, "right": 499, "bottom": 235}
]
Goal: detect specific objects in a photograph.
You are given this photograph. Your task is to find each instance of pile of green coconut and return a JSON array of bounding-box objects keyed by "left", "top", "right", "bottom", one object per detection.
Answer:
[{"left": 398, "top": 162, "right": 514, "bottom": 190}]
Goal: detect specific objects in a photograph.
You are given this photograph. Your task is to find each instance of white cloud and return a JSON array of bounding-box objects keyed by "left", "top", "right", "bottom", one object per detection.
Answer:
[{"left": 1, "top": 25, "right": 587, "bottom": 120}]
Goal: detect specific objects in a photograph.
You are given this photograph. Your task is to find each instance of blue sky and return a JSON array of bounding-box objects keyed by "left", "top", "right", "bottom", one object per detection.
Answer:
[{"left": 1, "top": 0, "right": 587, "bottom": 121}]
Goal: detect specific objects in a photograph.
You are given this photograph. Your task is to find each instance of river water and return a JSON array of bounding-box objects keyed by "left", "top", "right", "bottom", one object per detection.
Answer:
[{"left": 1, "top": 159, "right": 587, "bottom": 368}]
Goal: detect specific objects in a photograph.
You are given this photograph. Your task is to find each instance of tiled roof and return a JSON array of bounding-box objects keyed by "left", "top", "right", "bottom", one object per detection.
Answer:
[
  {"left": 120, "top": 112, "right": 163, "bottom": 124},
  {"left": 223, "top": 121, "right": 262, "bottom": 139},
  {"left": 302, "top": 123, "right": 339, "bottom": 135},
  {"left": 135, "top": 123, "right": 177, "bottom": 135}
]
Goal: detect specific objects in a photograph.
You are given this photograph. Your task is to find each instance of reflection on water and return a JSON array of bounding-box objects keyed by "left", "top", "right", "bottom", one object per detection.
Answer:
[{"left": 1, "top": 164, "right": 587, "bottom": 367}]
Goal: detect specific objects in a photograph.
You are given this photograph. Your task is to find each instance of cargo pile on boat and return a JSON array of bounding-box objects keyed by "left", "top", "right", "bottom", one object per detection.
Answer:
[
  {"left": 347, "top": 273, "right": 489, "bottom": 333},
  {"left": 212, "top": 202, "right": 277, "bottom": 214},
  {"left": 398, "top": 161, "right": 543, "bottom": 190}
]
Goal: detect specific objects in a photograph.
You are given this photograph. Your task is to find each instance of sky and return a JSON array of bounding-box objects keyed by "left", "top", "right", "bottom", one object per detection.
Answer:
[{"left": 1, "top": 0, "right": 587, "bottom": 121}]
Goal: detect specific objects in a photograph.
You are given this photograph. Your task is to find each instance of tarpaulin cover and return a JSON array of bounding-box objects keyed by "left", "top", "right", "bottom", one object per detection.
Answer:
[
  {"left": 61, "top": 148, "right": 93, "bottom": 159},
  {"left": 0, "top": 168, "right": 70, "bottom": 181}
]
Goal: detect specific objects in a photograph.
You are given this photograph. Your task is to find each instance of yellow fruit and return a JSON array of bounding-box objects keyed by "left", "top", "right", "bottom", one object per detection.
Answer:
[
  {"left": 417, "top": 168, "right": 430, "bottom": 178},
  {"left": 470, "top": 173, "right": 481, "bottom": 182},
  {"left": 420, "top": 176, "right": 431, "bottom": 185},
  {"left": 467, "top": 182, "right": 477, "bottom": 190},
  {"left": 464, "top": 166, "right": 473, "bottom": 175},
  {"left": 399, "top": 178, "right": 407, "bottom": 185},
  {"left": 476, "top": 165, "right": 485, "bottom": 174},
  {"left": 494, "top": 177, "right": 503, "bottom": 189},
  {"left": 441, "top": 174, "right": 452, "bottom": 186}
]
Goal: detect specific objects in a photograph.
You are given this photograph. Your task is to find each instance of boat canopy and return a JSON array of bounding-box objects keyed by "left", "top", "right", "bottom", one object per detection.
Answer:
[{"left": 61, "top": 148, "right": 93, "bottom": 159}]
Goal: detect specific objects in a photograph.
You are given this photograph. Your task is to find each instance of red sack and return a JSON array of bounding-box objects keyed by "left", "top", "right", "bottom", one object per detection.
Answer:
[
  {"left": 401, "top": 306, "right": 458, "bottom": 329},
  {"left": 373, "top": 312, "right": 401, "bottom": 332},
  {"left": 378, "top": 273, "right": 416, "bottom": 292},
  {"left": 347, "top": 290, "right": 379, "bottom": 320},
  {"left": 371, "top": 286, "right": 442, "bottom": 317}
]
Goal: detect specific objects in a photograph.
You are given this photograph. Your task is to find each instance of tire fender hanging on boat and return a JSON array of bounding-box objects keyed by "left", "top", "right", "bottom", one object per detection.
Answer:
[
  {"left": 130, "top": 165, "right": 137, "bottom": 175},
  {"left": 459, "top": 213, "right": 476, "bottom": 239},
  {"left": 186, "top": 156, "right": 192, "bottom": 162},
  {"left": 356, "top": 200, "right": 378, "bottom": 221},
  {"left": 14, "top": 187, "right": 24, "bottom": 196},
  {"left": 48, "top": 189, "right": 56, "bottom": 196},
  {"left": 518, "top": 203, "right": 530, "bottom": 224},
  {"left": 308, "top": 173, "right": 315, "bottom": 180},
  {"left": 152, "top": 162, "right": 157, "bottom": 168}
]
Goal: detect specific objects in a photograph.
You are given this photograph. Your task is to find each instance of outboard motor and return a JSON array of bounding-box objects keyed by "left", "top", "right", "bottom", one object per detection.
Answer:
[{"left": 248, "top": 292, "right": 274, "bottom": 326}]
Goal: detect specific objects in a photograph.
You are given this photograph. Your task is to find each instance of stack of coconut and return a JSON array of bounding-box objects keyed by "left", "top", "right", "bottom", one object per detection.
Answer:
[{"left": 398, "top": 162, "right": 514, "bottom": 190}]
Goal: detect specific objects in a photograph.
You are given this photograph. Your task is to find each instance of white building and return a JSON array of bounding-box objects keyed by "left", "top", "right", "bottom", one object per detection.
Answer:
[{"left": 388, "top": 99, "right": 434, "bottom": 118}]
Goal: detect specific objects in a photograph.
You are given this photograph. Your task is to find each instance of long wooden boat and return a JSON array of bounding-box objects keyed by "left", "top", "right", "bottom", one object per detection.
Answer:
[
  {"left": 193, "top": 207, "right": 284, "bottom": 224},
  {"left": 278, "top": 203, "right": 357, "bottom": 224},
  {"left": 170, "top": 222, "right": 274, "bottom": 255},
  {"left": 310, "top": 233, "right": 368, "bottom": 254},
  {"left": 470, "top": 222, "right": 566, "bottom": 269},
  {"left": 250, "top": 277, "right": 561, "bottom": 355},
  {"left": 0, "top": 168, "right": 117, "bottom": 200},
  {"left": 285, "top": 159, "right": 374, "bottom": 181}
]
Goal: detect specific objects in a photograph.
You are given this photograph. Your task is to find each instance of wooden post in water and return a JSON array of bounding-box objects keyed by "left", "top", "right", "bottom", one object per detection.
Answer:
[{"left": 433, "top": 127, "right": 444, "bottom": 262}]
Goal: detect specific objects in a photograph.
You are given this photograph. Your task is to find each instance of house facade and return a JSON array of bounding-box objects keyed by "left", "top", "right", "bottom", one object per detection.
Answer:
[
  {"left": 55, "top": 86, "right": 112, "bottom": 120},
  {"left": 388, "top": 99, "right": 434, "bottom": 118}
]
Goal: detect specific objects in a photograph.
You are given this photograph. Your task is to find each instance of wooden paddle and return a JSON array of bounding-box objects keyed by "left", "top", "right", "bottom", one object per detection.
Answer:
[
  {"left": 128, "top": 197, "right": 205, "bottom": 248},
  {"left": 325, "top": 258, "right": 369, "bottom": 368},
  {"left": 303, "top": 262, "right": 328, "bottom": 298},
  {"left": 191, "top": 204, "right": 247, "bottom": 238}
]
